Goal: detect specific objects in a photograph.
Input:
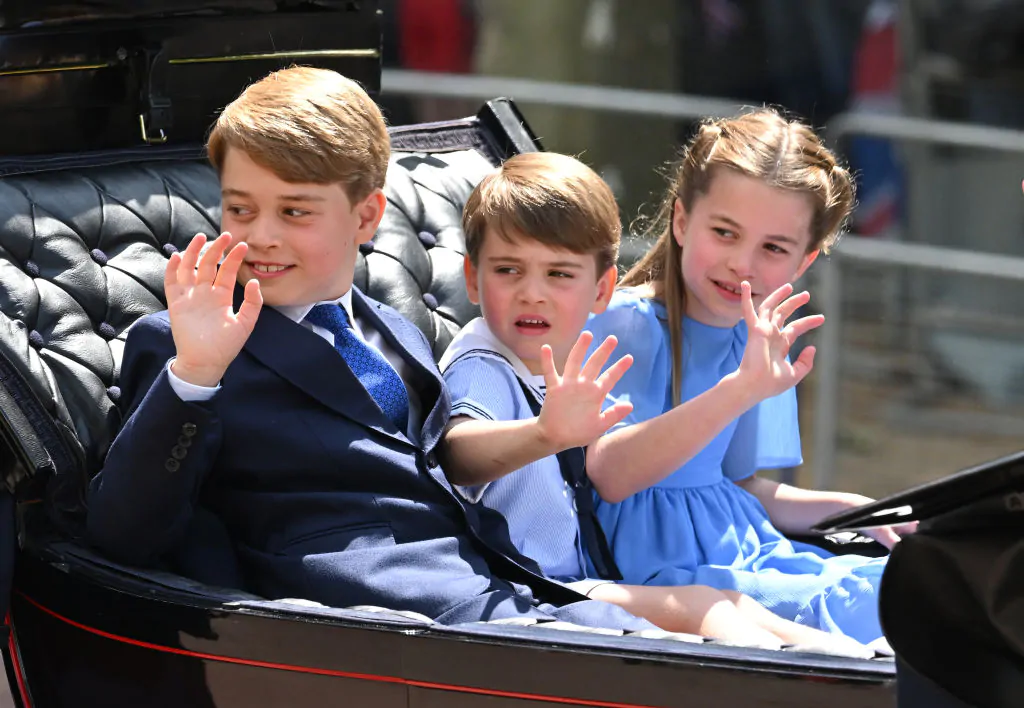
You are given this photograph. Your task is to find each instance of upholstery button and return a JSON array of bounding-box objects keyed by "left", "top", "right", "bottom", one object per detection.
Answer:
[
  {"left": 24, "top": 261, "right": 39, "bottom": 278},
  {"left": 90, "top": 249, "right": 108, "bottom": 266},
  {"left": 27, "top": 331, "right": 44, "bottom": 349},
  {"left": 422, "top": 293, "right": 438, "bottom": 311},
  {"left": 97, "top": 322, "right": 116, "bottom": 340},
  {"left": 177, "top": 435, "right": 192, "bottom": 448},
  {"left": 417, "top": 231, "right": 437, "bottom": 248},
  {"left": 165, "top": 458, "right": 180, "bottom": 473},
  {"left": 182, "top": 422, "right": 197, "bottom": 437},
  {"left": 162, "top": 243, "right": 179, "bottom": 257},
  {"left": 106, "top": 386, "right": 121, "bottom": 402},
  {"left": 358, "top": 241, "right": 375, "bottom": 255},
  {"left": 171, "top": 445, "right": 188, "bottom": 460}
]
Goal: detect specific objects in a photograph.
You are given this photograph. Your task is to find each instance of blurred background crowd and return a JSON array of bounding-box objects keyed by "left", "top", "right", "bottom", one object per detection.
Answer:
[{"left": 377, "top": 0, "right": 1024, "bottom": 500}]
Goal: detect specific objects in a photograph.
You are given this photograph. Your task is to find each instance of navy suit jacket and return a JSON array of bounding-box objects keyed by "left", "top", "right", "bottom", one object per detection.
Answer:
[{"left": 87, "top": 288, "right": 650, "bottom": 629}]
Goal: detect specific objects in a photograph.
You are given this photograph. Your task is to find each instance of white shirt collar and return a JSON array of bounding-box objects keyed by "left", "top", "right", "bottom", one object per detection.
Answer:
[
  {"left": 275, "top": 289, "right": 356, "bottom": 326},
  {"left": 439, "top": 317, "right": 543, "bottom": 387}
]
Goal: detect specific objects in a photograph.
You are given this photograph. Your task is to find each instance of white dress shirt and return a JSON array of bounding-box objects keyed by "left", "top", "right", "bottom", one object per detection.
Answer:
[{"left": 167, "top": 290, "right": 424, "bottom": 439}]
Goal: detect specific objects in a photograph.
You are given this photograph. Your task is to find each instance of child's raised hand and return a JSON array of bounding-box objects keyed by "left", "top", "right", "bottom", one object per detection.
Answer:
[
  {"left": 536, "top": 332, "right": 634, "bottom": 451},
  {"left": 165, "top": 233, "right": 263, "bottom": 387},
  {"left": 737, "top": 281, "right": 825, "bottom": 400}
]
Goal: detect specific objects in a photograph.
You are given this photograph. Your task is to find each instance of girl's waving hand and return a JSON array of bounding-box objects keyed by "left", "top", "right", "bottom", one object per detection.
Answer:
[{"left": 737, "top": 281, "right": 824, "bottom": 401}]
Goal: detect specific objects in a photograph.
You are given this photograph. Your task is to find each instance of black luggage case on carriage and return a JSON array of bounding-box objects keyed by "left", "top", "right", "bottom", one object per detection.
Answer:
[
  {"left": 0, "top": 0, "right": 380, "bottom": 160},
  {"left": 816, "top": 451, "right": 1024, "bottom": 708}
]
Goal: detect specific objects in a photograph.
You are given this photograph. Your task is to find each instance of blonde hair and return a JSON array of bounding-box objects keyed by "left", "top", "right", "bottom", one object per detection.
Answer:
[
  {"left": 207, "top": 66, "right": 389, "bottom": 201},
  {"left": 622, "top": 108, "right": 855, "bottom": 405},
  {"left": 463, "top": 152, "right": 621, "bottom": 275}
]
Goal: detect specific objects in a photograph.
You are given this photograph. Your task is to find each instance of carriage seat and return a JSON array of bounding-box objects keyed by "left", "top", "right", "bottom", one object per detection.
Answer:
[{"left": 0, "top": 104, "right": 533, "bottom": 588}]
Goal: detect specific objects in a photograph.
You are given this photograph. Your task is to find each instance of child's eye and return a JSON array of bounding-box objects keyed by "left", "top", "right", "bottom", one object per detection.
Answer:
[
  {"left": 225, "top": 205, "right": 253, "bottom": 217},
  {"left": 764, "top": 243, "right": 789, "bottom": 255},
  {"left": 283, "top": 208, "right": 312, "bottom": 218},
  {"left": 549, "top": 270, "right": 574, "bottom": 279},
  {"left": 495, "top": 266, "right": 519, "bottom": 275},
  {"left": 712, "top": 227, "right": 736, "bottom": 239}
]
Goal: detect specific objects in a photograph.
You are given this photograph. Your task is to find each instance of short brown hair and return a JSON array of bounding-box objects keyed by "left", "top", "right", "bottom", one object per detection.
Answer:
[
  {"left": 207, "top": 66, "right": 389, "bottom": 201},
  {"left": 623, "top": 108, "right": 855, "bottom": 405},
  {"left": 462, "top": 152, "right": 620, "bottom": 275}
]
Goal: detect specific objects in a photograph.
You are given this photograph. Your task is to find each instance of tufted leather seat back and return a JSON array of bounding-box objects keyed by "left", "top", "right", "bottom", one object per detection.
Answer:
[{"left": 0, "top": 104, "right": 537, "bottom": 516}]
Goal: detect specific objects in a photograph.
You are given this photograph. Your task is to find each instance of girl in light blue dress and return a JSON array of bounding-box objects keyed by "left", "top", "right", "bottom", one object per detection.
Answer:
[{"left": 586, "top": 109, "right": 915, "bottom": 645}]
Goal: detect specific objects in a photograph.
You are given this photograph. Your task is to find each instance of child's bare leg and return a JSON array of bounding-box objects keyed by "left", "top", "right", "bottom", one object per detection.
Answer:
[
  {"left": 720, "top": 590, "right": 870, "bottom": 652},
  {"left": 587, "top": 583, "right": 783, "bottom": 648}
]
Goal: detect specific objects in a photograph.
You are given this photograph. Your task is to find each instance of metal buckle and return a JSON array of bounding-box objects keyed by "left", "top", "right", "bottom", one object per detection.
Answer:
[{"left": 138, "top": 114, "right": 168, "bottom": 145}]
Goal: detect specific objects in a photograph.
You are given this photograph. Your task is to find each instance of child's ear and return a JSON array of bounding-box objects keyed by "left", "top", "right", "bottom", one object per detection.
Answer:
[
  {"left": 671, "top": 197, "right": 688, "bottom": 248},
  {"left": 591, "top": 265, "right": 618, "bottom": 314},
  {"left": 794, "top": 248, "right": 820, "bottom": 281},
  {"left": 463, "top": 255, "right": 481, "bottom": 305},
  {"left": 354, "top": 188, "right": 386, "bottom": 245}
]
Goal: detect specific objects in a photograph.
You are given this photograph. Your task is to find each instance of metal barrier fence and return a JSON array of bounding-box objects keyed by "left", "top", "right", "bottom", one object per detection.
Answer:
[
  {"left": 383, "top": 69, "right": 1024, "bottom": 151},
  {"left": 820, "top": 116, "right": 1024, "bottom": 490},
  {"left": 811, "top": 238, "right": 1024, "bottom": 489},
  {"left": 382, "top": 69, "right": 1024, "bottom": 490},
  {"left": 382, "top": 69, "right": 744, "bottom": 121}
]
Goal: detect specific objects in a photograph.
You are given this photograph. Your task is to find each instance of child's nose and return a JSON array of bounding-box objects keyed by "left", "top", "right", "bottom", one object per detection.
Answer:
[
  {"left": 245, "top": 217, "right": 279, "bottom": 250},
  {"left": 726, "top": 248, "right": 756, "bottom": 278},
  {"left": 516, "top": 276, "right": 547, "bottom": 303}
]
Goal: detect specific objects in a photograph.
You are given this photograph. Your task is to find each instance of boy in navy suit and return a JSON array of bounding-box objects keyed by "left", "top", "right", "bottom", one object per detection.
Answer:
[{"left": 86, "top": 66, "right": 651, "bottom": 630}]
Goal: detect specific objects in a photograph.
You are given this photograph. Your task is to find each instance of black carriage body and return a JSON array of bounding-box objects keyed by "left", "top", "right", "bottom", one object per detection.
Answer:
[
  {"left": 0, "top": 3, "right": 898, "bottom": 705},
  {"left": 8, "top": 545, "right": 894, "bottom": 708}
]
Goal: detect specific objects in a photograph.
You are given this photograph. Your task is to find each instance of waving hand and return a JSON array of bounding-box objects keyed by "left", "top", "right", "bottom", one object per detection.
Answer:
[
  {"left": 166, "top": 233, "right": 263, "bottom": 387},
  {"left": 737, "top": 282, "right": 824, "bottom": 401},
  {"left": 536, "top": 332, "right": 634, "bottom": 450}
]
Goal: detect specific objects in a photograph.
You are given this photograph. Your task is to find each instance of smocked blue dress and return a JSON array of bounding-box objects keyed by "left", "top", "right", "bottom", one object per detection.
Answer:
[{"left": 586, "top": 289, "right": 887, "bottom": 643}]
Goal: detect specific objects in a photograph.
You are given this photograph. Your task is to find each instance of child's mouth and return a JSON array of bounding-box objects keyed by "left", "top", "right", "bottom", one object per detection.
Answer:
[
  {"left": 711, "top": 279, "right": 745, "bottom": 302},
  {"left": 248, "top": 262, "right": 294, "bottom": 279},
  {"left": 514, "top": 317, "right": 551, "bottom": 335}
]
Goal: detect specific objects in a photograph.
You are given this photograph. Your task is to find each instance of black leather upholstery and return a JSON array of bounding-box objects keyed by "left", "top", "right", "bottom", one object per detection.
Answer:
[
  {"left": 355, "top": 149, "right": 493, "bottom": 359},
  {"left": 0, "top": 112, "right": 526, "bottom": 514}
]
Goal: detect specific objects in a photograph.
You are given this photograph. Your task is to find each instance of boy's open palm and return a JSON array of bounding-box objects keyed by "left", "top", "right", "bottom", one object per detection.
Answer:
[
  {"left": 536, "top": 332, "right": 634, "bottom": 451},
  {"left": 738, "top": 282, "right": 824, "bottom": 400},
  {"left": 165, "top": 233, "right": 263, "bottom": 387}
]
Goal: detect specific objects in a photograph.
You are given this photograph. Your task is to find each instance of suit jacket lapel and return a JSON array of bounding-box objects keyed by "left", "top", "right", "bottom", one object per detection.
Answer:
[
  {"left": 240, "top": 292, "right": 412, "bottom": 448},
  {"left": 351, "top": 289, "right": 450, "bottom": 451}
]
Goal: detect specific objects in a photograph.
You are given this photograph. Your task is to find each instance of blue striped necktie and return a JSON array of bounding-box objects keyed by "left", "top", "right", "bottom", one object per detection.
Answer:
[{"left": 305, "top": 303, "right": 410, "bottom": 432}]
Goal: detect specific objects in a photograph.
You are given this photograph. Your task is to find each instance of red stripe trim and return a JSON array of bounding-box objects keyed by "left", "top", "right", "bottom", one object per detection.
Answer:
[
  {"left": 16, "top": 592, "right": 656, "bottom": 708},
  {"left": 5, "top": 611, "right": 32, "bottom": 707}
]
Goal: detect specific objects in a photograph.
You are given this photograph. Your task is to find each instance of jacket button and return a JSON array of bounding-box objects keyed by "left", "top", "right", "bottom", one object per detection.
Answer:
[
  {"left": 165, "top": 458, "right": 181, "bottom": 473},
  {"left": 177, "top": 435, "right": 192, "bottom": 448},
  {"left": 171, "top": 445, "right": 188, "bottom": 460},
  {"left": 182, "top": 423, "right": 197, "bottom": 437},
  {"left": 425, "top": 452, "right": 438, "bottom": 468}
]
